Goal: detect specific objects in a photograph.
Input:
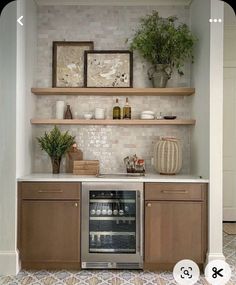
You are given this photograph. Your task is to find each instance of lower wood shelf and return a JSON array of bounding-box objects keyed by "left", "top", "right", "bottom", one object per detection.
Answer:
[{"left": 30, "top": 119, "right": 196, "bottom": 125}]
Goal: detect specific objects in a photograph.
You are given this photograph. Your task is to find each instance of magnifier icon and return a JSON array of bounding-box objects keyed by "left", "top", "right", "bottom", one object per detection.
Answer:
[{"left": 184, "top": 270, "right": 190, "bottom": 276}]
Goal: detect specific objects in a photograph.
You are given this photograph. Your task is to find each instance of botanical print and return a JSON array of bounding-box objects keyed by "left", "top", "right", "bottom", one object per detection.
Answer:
[
  {"left": 86, "top": 52, "right": 132, "bottom": 87},
  {"left": 53, "top": 42, "right": 93, "bottom": 87}
]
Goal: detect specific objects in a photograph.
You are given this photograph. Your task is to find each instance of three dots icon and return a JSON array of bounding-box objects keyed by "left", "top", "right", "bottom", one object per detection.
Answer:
[{"left": 209, "top": 18, "right": 222, "bottom": 23}]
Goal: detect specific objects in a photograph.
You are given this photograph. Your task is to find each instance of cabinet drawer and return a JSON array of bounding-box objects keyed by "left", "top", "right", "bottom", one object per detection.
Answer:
[
  {"left": 20, "top": 182, "right": 80, "bottom": 200},
  {"left": 145, "top": 183, "right": 206, "bottom": 201}
]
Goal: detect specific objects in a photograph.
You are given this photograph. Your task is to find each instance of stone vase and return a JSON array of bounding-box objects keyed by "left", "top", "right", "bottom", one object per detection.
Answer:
[
  {"left": 148, "top": 64, "right": 172, "bottom": 88},
  {"left": 154, "top": 137, "right": 182, "bottom": 175}
]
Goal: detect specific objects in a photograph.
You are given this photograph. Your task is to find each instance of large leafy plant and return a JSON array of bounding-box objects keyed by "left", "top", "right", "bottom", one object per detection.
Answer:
[
  {"left": 37, "top": 126, "right": 75, "bottom": 159},
  {"left": 130, "top": 11, "right": 197, "bottom": 75}
]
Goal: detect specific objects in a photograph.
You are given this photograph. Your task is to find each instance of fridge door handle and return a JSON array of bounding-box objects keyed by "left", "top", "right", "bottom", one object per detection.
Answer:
[{"left": 137, "top": 191, "right": 143, "bottom": 257}]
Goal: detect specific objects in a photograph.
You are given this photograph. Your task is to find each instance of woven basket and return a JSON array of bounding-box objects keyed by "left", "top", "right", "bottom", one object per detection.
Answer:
[{"left": 154, "top": 137, "right": 182, "bottom": 175}]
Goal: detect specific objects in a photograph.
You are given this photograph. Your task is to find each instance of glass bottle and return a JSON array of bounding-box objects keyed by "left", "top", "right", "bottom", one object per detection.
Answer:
[
  {"left": 123, "top": 97, "right": 131, "bottom": 119},
  {"left": 113, "top": 98, "right": 121, "bottom": 119},
  {"left": 64, "top": 104, "right": 73, "bottom": 119}
]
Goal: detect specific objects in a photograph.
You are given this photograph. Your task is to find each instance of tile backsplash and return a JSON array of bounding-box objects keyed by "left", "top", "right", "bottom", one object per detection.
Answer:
[{"left": 33, "top": 5, "right": 192, "bottom": 174}]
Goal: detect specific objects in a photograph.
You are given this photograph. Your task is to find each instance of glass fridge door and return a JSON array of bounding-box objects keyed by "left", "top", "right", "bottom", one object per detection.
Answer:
[{"left": 89, "top": 190, "right": 136, "bottom": 253}]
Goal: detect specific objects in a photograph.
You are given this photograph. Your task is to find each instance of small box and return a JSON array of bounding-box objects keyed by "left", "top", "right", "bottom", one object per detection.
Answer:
[{"left": 73, "top": 160, "right": 99, "bottom": 175}]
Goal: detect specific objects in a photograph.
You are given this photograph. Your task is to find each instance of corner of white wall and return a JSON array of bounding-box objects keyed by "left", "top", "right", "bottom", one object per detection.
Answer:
[
  {"left": 190, "top": 0, "right": 225, "bottom": 264},
  {"left": 189, "top": 0, "right": 210, "bottom": 179},
  {"left": 0, "top": 1, "right": 20, "bottom": 276},
  {"left": 206, "top": 0, "right": 225, "bottom": 263},
  {"left": 16, "top": 0, "right": 37, "bottom": 178}
]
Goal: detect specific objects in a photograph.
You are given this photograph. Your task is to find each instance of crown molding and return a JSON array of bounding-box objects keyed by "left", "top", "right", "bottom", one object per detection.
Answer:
[{"left": 35, "top": 0, "right": 191, "bottom": 6}]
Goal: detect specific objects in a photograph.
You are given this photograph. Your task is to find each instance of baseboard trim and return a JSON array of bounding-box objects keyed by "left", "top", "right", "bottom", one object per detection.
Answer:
[
  {"left": 21, "top": 261, "right": 81, "bottom": 270},
  {"left": 205, "top": 252, "right": 225, "bottom": 265},
  {"left": 0, "top": 250, "right": 20, "bottom": 275}
]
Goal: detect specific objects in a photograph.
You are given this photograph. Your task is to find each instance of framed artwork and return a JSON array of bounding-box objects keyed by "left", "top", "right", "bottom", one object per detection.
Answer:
[
  {"left": 53, "top": 41, "right": 94, "bottom": 87},
  {"left": 84, "top": 50, "right": 133, "bottom": 88}
]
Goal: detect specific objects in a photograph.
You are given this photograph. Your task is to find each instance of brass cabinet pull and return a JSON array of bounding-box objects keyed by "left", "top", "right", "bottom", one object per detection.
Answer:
[
  {"left": 147, "top": 203, "right": 152, "bottom": 207},
  {"left": 75, "top": 203, "right": 78, "bottom": 207},
  {"left": 161, "top": 190, "right": 188, "bottom": 194},
  {"left": 38, "top": 190, "right": 63, "bottom": 193}
]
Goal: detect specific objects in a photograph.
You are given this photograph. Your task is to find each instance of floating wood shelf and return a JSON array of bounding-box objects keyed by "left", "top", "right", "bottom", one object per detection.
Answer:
[
  {"left": 31, "top": 119, "right": 196, "bottom": 126},
  {"left": 31, "top": 87, "right": 195, "bottom": 96}
]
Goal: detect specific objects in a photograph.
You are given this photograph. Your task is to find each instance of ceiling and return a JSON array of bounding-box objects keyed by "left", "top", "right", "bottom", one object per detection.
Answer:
[{"left": 35, "top": 0, "right": 192, "bottom": 6}]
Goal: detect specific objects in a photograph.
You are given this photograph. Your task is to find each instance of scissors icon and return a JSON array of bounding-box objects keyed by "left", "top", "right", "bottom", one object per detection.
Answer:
[{"left": 212, "top": 267, "right": 224, "bottom": 278}]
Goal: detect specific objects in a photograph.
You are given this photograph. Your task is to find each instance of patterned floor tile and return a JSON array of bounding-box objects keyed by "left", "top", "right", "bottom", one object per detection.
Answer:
[{"left": 0, "top": 230, "right": 235, "bottom": 285}]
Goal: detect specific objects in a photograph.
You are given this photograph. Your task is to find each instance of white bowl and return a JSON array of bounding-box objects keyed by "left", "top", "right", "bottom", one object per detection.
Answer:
[
  {"left": 84, "top": 113, "right": 93, "bottom": 120},
  {"left": 141, "top": 110, "right": 155, "bottom": 115},
  {"left": 141, "top": 114, "right": 155, "bottom": 120}
]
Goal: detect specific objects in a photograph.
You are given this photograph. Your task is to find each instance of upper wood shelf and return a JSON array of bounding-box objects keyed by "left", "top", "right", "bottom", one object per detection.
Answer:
[
  {"left": 31, "top": 119, "right": 196, "bottom": 126},
  {"left": 31, "top": 87, "right": 195, "bottom": 96}
]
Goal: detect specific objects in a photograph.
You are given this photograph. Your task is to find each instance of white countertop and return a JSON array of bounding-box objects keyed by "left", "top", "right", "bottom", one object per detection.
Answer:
[{"left": 18, "top": 173, "right": 209, "bottom": 183}]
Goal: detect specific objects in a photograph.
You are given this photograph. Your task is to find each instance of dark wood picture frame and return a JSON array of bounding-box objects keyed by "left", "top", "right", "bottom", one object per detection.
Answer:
[
  {"left": 84, "top": 50, "right": 133, "bottom": 88},
  {"left": 53, "top": 41, "right": 94, "bottom": 87}
]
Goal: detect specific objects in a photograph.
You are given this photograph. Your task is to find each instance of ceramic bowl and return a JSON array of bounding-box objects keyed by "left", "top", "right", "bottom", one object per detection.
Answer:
[
  {"left": 84, "top": 113, "right": 93, "bottom": 120},
  {"left": 141, "top": 110, "right": 155, "bottom": 116}
]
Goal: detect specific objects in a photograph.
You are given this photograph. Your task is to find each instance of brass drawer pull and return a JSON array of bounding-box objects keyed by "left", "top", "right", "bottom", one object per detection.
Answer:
[
  {"left": 75, "top": 203, "right": 78, "bottom": 207},
  {"left": 38, "top": 190, "right": 63, "bottom": 193},
  {"left": 147, "top": 203, "right": 152, "bottom": 207},
  {"left": 161, "top": 190, "right": 188, "bottom": 194}
]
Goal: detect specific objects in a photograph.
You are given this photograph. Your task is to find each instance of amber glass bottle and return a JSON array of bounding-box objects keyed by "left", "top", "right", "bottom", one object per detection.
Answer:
[
  {"left": 64, "top": 105, "right": 73, "bottom": 119},
  {"left": 113, "top": 98, "right": 121, "bottom": 119},
  {"left": 123, "top": 97, "right": 131, "bottom": 119}
]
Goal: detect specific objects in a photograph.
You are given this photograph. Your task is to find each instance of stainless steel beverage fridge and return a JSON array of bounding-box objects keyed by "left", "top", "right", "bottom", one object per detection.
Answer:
[{"left": 81, "top": 182, "right": 143, "bottom": 269}]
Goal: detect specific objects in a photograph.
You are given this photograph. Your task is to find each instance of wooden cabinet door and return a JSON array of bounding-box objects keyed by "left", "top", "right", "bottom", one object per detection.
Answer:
[
  {"left": 20, "top": 200, "right": 80, "bottom": 268},
  {"left": 145, "top": 201, "right": 206, "bottom": 267}
]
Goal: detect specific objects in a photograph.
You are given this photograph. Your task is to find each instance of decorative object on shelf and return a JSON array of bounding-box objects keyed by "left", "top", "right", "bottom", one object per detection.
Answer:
[
  {"left": 148, "top": 64, "right": 171, "bottom": 88},
  {"left": 53, "top": 41, "right": 94, "bottom": 87},
  {"left": 130, "top": 11, "right": 197, "bottom": 87},
  {"left": 56, "top": 100, "right": 65, "bottom": 119},
  {"left": 113, "top": 98, "right": 121, "bottom": 119},
  {"left": 163, "top": 115, "right": 177, "bottom": 120},
  {"left": 156, "top": 112, "right": 164, "bottom": 120},
  {"left": 73, "top": 160, "right": 99, "bottom": 175},
  {"left": 124, "top": 154, "right": 145, "bottom": 175},
  {"left": 66, "top": 143, "right": 83, "bottom": 173},
  {"left": 64, "top": 104, "right": 73, "bottom": 119},
  {"left": 37, "top": 126, "right": 75, "bottom": 174},
  {"left": 123, "top": 97, "right": 131, "bottom": 119},
  {"left": 84, "top": 113, "right": 93, "bottom": 120},
  {"left": 141, "top": 110, "right": 155, "bottom": 120},
  {"left": 95, "top": 108, "right": 106, "bottom": 119},
  {"left": 84, "top": 50, "right": 133, "bottom": 88},
  {"left": 154, "top": 137, "right": 182, "bottom": 175}
]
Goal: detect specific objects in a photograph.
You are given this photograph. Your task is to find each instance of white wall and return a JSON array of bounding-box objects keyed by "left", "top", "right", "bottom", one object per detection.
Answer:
[
  {"left": 17, "top": 0, "right": 37, "bottom": 178},
  {"left": 0, "top": 0, "right": 37, "bottom": 275},
  {"left": 190, "top": 0, "right": 210, "bottom": 179},
  {"left": 0, "top": 2, "right": 19, "bottom": 275},
  {"left": 223, "top": 3, "right": 236, "bottom": 221},
  {"left": 208, "top": 0, "right": 224, "bottom": 261},
  {"left": 190, "top": 0, "right": 225, "bottom": 262}
]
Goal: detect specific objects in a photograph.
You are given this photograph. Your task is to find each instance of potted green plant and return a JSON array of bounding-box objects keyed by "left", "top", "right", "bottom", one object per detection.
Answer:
[
  {"left": 37, "top": 126, "right": 75, "bottom": 174},
  {"left": 130, "top": 11, "right": 197, "bottom": 87}
]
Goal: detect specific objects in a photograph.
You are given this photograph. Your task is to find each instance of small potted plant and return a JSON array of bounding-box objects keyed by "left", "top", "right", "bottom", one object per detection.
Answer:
[
  {"left": 130, "top": 11, "right": 197, "bottom": 87},
  {"left": 37, "top": 126, "right": 75, "bottom": 174}
]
